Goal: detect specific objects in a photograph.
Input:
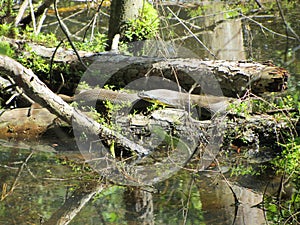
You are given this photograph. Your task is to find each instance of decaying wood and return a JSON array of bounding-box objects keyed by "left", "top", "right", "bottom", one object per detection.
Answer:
[
  {"left": 0, "top": 55, "right": 149, "bottom": 155},
  {"left": 82, "top": 54, "right": 289, "bottom": 97},
  {"left": 0, "top": 52, "right": 294, "bottom": 156},
  {"left": 0, "top": 107, "right": 57, "bottom": 139},
  {"left": 1, "top": 37, "right": 289, "bottom": 97}
]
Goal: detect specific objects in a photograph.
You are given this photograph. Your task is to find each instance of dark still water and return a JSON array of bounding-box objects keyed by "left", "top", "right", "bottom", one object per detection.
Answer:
[{"left": 0, "top": 142, "right": 289, "bottom": 225}]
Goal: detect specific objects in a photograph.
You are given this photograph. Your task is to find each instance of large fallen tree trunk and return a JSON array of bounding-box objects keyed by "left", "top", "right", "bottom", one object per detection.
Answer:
[
  {"left": 0, "top": 55, "right": 205, "bottom": 185},
  {"left": 1, "top": 37, "right": 289, "bottom": 97},
  {"left": 81, "top": 54, "right": 289, "bottom": 97}
]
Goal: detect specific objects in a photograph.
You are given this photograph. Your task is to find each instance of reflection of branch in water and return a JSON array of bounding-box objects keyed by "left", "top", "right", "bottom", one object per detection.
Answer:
[
  {"left": 182, "top": 176, "right": 195, "bottom": 225},
  {"left": 1, "top": 151, "right": 34, "bottom": 201},
  {"left": 241, "top": 13, "right": 296, "bottom": 41},
  {"left": 44, "top": 182, "right": 104, "bottom": 225},
  {"left": 214, "top": 157, "right": 240, "bottom": 225}
]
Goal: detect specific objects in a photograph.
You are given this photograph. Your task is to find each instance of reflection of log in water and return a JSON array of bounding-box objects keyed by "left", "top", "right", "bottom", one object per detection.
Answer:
[
  {"left": 197, "top": 178, "right": 265, "bottom": 224},
  {"left": 44, "top": 183, "right": 104, "bottom": 225},
  {"left": 195, "top": 172, "right": 288, "bottom": 225}
]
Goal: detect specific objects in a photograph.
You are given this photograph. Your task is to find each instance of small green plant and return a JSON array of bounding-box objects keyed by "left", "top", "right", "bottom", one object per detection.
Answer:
[
  {"left": 264, "top": 136, "right": 300, "bottom": 225},
  {"left": 17, "top": 48, "right": 50, "bottom": 74},
  {"left": 0, "top": 23, "right": 18, "bottom": 38},
  {"left": 188, "top": 5, "right": 206, "bottom": 18},
  {"left": 146, "top": 102, "right": 164, "bottom": 113},
  {"left": 73, "top": 33, "right": 107, "bottom": 52},
  {"left": 272, "top": 137, "right": 300, "bottom": 185},
  {"left": 23, "top": 26, "right": 59, "bottom": 47},
  {"left": 0, "top": 0, "right": 16, "bottom": 24},
  {"left": 76, "top": 81, "right": 92, "bottom": 92},
  {"left": 228, "top": 99, "right": 252, "bottom": 117},
  {"left": 124, "top": 2, "right": 159, "bottom": 41},
  {"left": 0, "top": 41, "right": 14, "bottom": 57}
]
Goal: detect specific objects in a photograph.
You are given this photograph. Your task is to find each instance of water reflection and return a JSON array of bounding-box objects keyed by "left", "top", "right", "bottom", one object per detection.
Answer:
[{"left": 0, "top": 144, "right": 284, "bottom": 224}]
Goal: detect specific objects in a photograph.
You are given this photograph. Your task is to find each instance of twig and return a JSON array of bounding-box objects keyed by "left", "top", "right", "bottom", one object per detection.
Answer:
[
  {"left": 254, "top": 0, "right": 263, "bottom": 8},
  {"left": 36, "top": 7, "right": 48, "bottom": 34},
  {"left": 1, "top": 151, "right": 34, "bottom": 201},
  {"left": 214, "top": 157, "right": 240, "bottom": 224},
  {"left": 5, "top": 76, "right": 35, "bottom": 105},
  {"left": 56, "top": 73, "right": 65, "bottom": 94},
  {"left": 83, "top": 0, "right": 105, "bottom": 41},
  {"left": 182, "top": 177, "right": 194, "bottom": 225},
  {"left": 29, "top": 0, "right": 37, "bottom": 34},
  {"left": 44, "top": 8, "right": 86, "bottom": 28},
  {"left": 49, "top": 40, "right": 63, "bottom": 89},
  {"left": 54, "top": 0, "right": 88, "bottom": 69},
  {"left": 14, "top": 0, "right": 29, "bottom": 26},
  {"left": 166, "top": 7, "right": 217, "bottom": 59},
  {"left": 276, "top": 0, "right": 300, "bottom": 42},
  {"left": 19, "top": 0, "right": 53, "bottom": 29},
  {"left": 241, "top": 13, "right": 296, "bottom": 41}
]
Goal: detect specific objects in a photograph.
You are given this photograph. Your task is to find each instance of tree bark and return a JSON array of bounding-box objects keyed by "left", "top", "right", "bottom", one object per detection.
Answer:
[
  {"left": 1, "top": 37, "right": 289, "bottom": 97},
  {"left": 106, "top": 0, "right": 144, "bottom": 50},
  {"left": 82, "top": 54, "right": 289, "bottom": 98},
  {"left": 0, "top": 55, "right": 149, "bottom": 155}
]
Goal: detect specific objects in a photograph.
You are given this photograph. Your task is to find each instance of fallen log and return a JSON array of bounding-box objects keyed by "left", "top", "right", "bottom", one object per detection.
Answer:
[
  {"left": 1, "top": 37, "right": 289, "bottom": 97},
  {"left": 0, "top": 55, "right": 149, "bottom": 155},
  {"left": 82, "top": 54, "right": 289, "bottom": 97},
  {"left": 0, "top": 53, "right": 296, "bottom": 185}
]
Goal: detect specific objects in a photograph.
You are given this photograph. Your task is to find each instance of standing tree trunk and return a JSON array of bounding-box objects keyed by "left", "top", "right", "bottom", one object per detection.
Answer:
[{"left": 106, "top": 0, "right": 144, "bottom": 50}]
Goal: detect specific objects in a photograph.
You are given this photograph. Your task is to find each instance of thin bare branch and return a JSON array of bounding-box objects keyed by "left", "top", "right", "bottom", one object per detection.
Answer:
[
  {"left": 166, "top": 7, "right": 217, "bottom": 59},
  {"left": 1, "top": 151, "right": 34, "bottom": 201}
]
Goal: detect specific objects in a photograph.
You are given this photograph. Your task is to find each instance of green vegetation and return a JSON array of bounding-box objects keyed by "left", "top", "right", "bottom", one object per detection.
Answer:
[
  {"left": 0, "top": 23, "right": 18, "bottom": 38},
  {"left": 23, "top": 26, "right": 59, "bottom": 47},
  {"left": 224, "top": 93, "right": 300, "bottom": 223},
  {"left": 18, "top": 47, "right": 50, "bottom": 74},
  {"left": 263, "top": 137, "right": 300, "bottom": 224},
  {"left": 0, "top": 41, "right": 14, "bottom": 57},
  {"left": 124, "top": 2, "right": 159, "bottom": 41},
  {"left": 272, "top": 138, "right": 300, "bottom": 187},
  {"left": 72, "top": 33, "right": 107, "bottom": 52}
]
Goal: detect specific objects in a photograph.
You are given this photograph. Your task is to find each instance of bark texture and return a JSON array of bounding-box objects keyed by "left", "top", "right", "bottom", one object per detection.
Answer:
[
  {"left": 1, "top": 37, "right": 289, "bottom": 98},
  {"left": 0, "top": 55, "right": 149, "bottom": 155},
  {"left": 107, "top": 0, "right": 144, "bottom": 50}
]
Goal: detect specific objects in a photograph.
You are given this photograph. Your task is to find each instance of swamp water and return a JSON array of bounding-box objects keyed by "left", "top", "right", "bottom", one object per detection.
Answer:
[{"left": 0, "top": 141, "right": 285, "bottom": 224}]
